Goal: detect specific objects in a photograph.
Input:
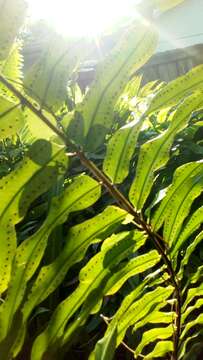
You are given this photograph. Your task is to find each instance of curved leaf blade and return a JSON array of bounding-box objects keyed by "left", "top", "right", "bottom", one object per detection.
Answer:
[
  {"left": 130, "top": 92, "right": 203, "bottom": 210},
  {"left": 152, "top": 161, "right": 203, "bottom": 245},
  {"left": 103, "top": 116, "right": 144, "bottom": 184},
  {"left": 0, "top": 0, "right": 27, "bottom": 60},
  {"left": 0, "top": 140, "right": 67, "bottom": 293},
  {"left": 68, "top": 22, "right": 158, "bottom": 150}
]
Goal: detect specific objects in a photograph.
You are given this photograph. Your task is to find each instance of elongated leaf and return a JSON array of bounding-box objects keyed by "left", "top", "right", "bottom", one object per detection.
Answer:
[
  {"left": 133, "top": 311, "right": 175, "bottom": 334},
  {"left": 24, "top": 33, "right": 86, "bottom": 111},
  {"left": 106, "top": 286, "right": 173, "bottom": 346},
  {"left": 0, "top": 95, "right": 24, "bottom": 139},
  {"left": 181, "top": 314, "right": 203, "bottom": 340},
  {"left": 182, "top": 298, "right": 203, "bottom": 324},
  {"left": 22, "top": 206, "right": 127, "bottom": 322},
  {"left": 155, "top": 0, "right": 185, "bottom": 12},
  {"left": 0, "top": 174, "right": 100, "bottom": 349},
  {"left": 152, "top": 161, "right": 203, "bottom": 244},
  {"left": 95, "top": 324, "right": 117, "bottom": 360},
  {"left": 62, "top": 234, "right": 157, "bottom": 347},
  {"left": 147, "top": 65, "right": 203, "bottom": 115},
  {"left": 134, "top": 325, "right": 173, "bottom": 357},
  {"left": 103, "top": 116, "right": 144, "bottom": 184},
  {"left": 182, "top": 283, "right": 203, "bottom": 313},
  {"left": 24, "top": 108, "right": 59, "bottom": 141},
  {"left": 144, "top": 341, "right": 173, "bottom": 359},
  {"left": 0, "top": 0, "right": 27, "bottom": 60},
  {"left": 129, "top": 92, "right": 203, "bottom": 210},
  {"left": 187, "top": 266, "right": 203, "bottom": 287},
  {"left": 0, "top": 43, "right": 23, "bottom": 99},
  {"left": 68, "top": 22, "right": 158, "bottom": 151},
  {"left": 0, "top": 140, "right": 66, "bottom": 293},
  {"left": 31, "top": 230, "right": 146, "bottom": 360},
  {"left": 105, "top": 250, "right": 160, "bottom": 295},
  {"left": 115, "top": 75, "right": 142, "bottom": 118},
  {"left": 171, "top": 206, "right": 203, "bottom": 256},
  {"left": 179, "top": 231, "right": 203, "bottom": 277},
  {"left": 179, "top": 332, "right": 203, "bottom": 359}
]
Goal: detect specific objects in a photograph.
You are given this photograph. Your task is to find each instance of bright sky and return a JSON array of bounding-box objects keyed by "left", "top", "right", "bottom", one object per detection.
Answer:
[{"left": 27, "top": 0, "right": 141, "bottom": 37}]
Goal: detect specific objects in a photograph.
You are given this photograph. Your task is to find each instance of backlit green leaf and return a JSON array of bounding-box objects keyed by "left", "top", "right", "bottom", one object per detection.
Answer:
[
  {"left": 68, "top": 22, "right": 158, "bottom": 150},
  {"left": 0, "top": 0, "right": 27, "bottom": 60},
  {"left": 130, "top": 93, "right": 203, "bottom": 210}
]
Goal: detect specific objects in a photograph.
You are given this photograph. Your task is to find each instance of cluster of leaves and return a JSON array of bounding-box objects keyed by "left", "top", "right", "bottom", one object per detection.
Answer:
[{"left": 0, "top": 0, "right": 203, "bottom": 360}]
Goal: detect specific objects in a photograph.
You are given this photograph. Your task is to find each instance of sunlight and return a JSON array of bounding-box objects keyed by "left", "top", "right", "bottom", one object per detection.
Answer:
[{"left": 27, "top": 0, "right": 140, "bottom": 37}]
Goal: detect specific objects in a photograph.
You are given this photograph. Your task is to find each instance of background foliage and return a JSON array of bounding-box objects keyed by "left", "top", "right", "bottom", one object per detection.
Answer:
[{"left": 0, "top": 0, "right": 203, "bottom": 359}]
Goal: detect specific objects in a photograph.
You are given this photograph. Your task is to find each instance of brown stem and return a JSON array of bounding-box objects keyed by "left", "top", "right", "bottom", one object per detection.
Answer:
[{"left": 0, "top": 74, "right": 181, "bottom": 359}]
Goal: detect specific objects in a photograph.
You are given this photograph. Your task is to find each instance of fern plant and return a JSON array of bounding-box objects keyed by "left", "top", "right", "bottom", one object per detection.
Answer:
[{"left": 0, "top": 0, "right": 203, "bottom": 359}]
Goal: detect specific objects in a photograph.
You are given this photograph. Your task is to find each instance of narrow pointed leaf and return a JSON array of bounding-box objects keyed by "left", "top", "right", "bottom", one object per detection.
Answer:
[
  {"left": 144, "top": 341, "right": 173, "bottom": 359},
  {"left": 147, "top": 65, "right": 203, "bottom": 115},
  {"left": 106, "top": 286, "right": 173, "bottom": 346},
  {"left": 0, "top": 44, "right": 23, "bottom": 99},
  {"left": 24, "top": 32, "right": 84, "bottom": 111},
  {"left": 31, "top": 231, "right": 146, "bottom": 360},
  {"left": 130, "top": 93, "right": 203, "bottom": 210},
  {"left": 152, "top": 161, "right": 203, "bottom": 245},
  {"left": 103, "top": 116, "right": 144, "bottom": 184},
  {"left": 0, "top": 140, "right": 66, "bottom": 293},
  {"left": 133, "top": 311, "right": 175, "bottom": 334},
  {"left": 0, "top": 0, "right": 27, "bottom": 60},
  {"left": 134, "top": 325, "right": 173, "bottom": 357},
  {"left": 156, "top": 0, "right": 185, "bottom": 12},
  {"left": 105, "top": 250, "right": 160, "bottom": 295},
  {"left": 182, "top": 283, "right": 203, "bottom": 312},
  {"left": 95, "top": 324, "right": 117, "bottom": 360},
  {"left": 0, "top": 95, "right": 24, "bottom": 139},
  {"left": 0, "top": 174, "right": 99, "bottom": 345},
  {"left": 171, "top": 206, "right": 203, "bottom": 256},
  {"left": 181, "top": 314, "right": 203, "bottom": 340},
  {"left": 179, "top": 230, "right": 203, "bottom": 277},
  {"left": 182, "top": 298, "right": 203, "bottom": 324},
  {"left": 22, "top": 206, "right": 127, "bottom": 322},
  {"left": 68, "top": 23, "right": 158, "bottom": 150}
]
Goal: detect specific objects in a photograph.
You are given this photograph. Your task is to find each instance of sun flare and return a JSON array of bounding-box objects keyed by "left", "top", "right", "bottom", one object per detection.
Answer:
[{"left": 27, "top": 0, "right": 140, "bottom": 37}]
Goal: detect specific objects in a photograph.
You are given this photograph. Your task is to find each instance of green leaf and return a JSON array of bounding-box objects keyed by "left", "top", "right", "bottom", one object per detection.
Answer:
[
  {"left": 158, "top": 0, "right": 185, "bottom": 12},
  {"left": 129, "top": 92, "right": 203, "bottom": 210},
  {"left": 147, "top": 65, "right": 203, "bottom": 115},
  {"left": 115, "top": 75, "right": 142, "bottom": 116},
  {"left": 180, "top": 314, "right": 203, "bottom": 340},
  {"left": 0, "top": 95, "right": 24, "bottom": 140},
  {"left": 95, "top": 324, "right": 117, "bottom": 360},
  {"left": 171, "top": 206, "right": 203, "bottom": 257},
  {"left": 24, "top": 32, "right": 84, "bottom": 111},
  {"left": 0, "top": 140, "right": 67, "bottom": 293},
  {"left": 181, "top": 340, "right": 202, "bottom": 360},
  {"left": 103, "top": 116, "right": 144, "bottom": 184},
  {"left": 22, "top": 206, "right": 127, "bottom": 323},
  {"left": 0, "top": 0, "right": 27, "bottom": 60},
  {"left": 134, "top": 325, "right": 173, "bottom": 357},
  {"left": 182, "top": 298, "right": 203, "bottom": 324},
  {"left": 105, "top": 250, "right": 160, "bottom": 295},
  {"left": 24, "top": 108, "right": 59, "bottom": 141},
  {"left": 179, "top": 230, "right": 203, "bottom": 277},
  {"left": 68, "top": 22, "right": 158, "bottom": 151},
  {"left": 182, "top": 283, "right": 203, "bottom": 313},
  {"left": 0, "top": 43, "right": 23, "bottom": 99},
  {"left": 106, "top": 286, "right": 173, "bottom": 346},
  {"left": 152, "top": 161, "right": 203, "bottom": 245},
  {"left": 144, "top": 341, "right": 173, "bottom": 359},
  {"left": 133, "top": 311, "right": 175, "bottom": 334},
  {"left": 31, "top": 230, "right": 146, "bottom": 359},
  {"left": 0, "top": 174, "right": 100, "bottom": 355}
]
